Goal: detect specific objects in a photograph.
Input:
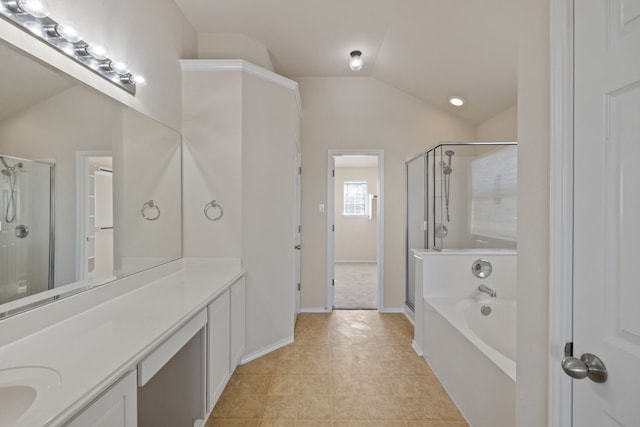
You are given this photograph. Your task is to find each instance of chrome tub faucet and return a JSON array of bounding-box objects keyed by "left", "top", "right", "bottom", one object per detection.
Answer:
[{"left": 478, "top": 284, "right": 497, "bottom": 297}]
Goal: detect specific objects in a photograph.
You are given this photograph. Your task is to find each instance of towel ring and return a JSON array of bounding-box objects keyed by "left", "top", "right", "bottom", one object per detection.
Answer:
[
  {"left": 141, "top": 200, "right": 160, "bottom": 221},
  {"left": 204, "top": 200, "right": 223, "bottom": 221}
]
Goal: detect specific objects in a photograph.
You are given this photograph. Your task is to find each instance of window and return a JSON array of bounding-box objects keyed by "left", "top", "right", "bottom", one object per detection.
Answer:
[
  {"left": 343, "top": 181, "right": 368, "bottom": 215},
  {"left": 470, "top": 146, "right": 517, "bottom": 241}
]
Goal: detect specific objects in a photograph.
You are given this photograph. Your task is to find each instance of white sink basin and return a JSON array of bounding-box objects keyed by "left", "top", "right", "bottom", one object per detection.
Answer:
[{"left": 0, "top": 367, "right": 61, "bottom": 425}]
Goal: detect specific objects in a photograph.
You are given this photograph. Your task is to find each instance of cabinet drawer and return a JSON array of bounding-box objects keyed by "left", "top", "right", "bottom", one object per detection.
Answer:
[{"left": 138, "top": 309, "right": 207, "bottom": 386}]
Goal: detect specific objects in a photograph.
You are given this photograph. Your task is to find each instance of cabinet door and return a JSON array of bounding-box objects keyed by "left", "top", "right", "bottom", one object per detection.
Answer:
[
  {"left": 230, "top": 277, "right": 245, "bottom": 370},
  {"left": 65, "top": 370, "right": 137, "bottom": 427},
  {"left": 207, "top": 289, "right": 230, "bottom": 412}
]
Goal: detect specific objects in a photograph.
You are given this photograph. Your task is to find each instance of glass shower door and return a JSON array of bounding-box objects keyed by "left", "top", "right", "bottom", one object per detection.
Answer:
[
  {"left": 0, "top": 156, "right": 53, "bottom": 304},
  {"left": 405, "top": 155, "right": 427, "bottom": 310}
]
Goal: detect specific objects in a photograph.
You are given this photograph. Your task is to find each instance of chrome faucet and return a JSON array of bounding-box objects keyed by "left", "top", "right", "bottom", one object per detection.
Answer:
[{"left": 478, "top": 284, "right": 497, "bottom": 297}]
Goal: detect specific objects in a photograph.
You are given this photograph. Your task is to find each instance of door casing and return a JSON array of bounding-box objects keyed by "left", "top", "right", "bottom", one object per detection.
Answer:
[{"left": 549, "top": 0, "right": 577, "bottom": 425}]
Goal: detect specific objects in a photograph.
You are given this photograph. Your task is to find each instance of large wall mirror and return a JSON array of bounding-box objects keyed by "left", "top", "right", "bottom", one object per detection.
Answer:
[{"left": 0, "top": 36, "right": 182, "bottom": 318}]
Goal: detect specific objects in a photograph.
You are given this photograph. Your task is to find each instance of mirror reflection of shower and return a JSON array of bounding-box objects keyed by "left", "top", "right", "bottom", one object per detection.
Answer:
[
  {"left": 0, "top": 154, "right": 54, "bottom": 305},
  {"left": 1, "top": 156, "right": 23, "bottom": 223},
  {"left": 441, "top": 150, "right": 454, "bottom": 222}
]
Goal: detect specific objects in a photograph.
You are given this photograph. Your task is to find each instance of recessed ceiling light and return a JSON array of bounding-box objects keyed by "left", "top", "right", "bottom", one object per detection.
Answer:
[{"left": 449, "top": 96, "right": 465, "bottom": 107}]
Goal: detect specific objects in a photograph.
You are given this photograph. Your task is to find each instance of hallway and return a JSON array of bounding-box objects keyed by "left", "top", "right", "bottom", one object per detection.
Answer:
[{"left": 206, "top": 311, "right": 468, "bottom": 426}]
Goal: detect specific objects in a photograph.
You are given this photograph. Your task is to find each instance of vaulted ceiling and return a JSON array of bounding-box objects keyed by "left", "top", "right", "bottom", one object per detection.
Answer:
[{"left": 174, "top": 0, "right": 517, "bottom": 125}]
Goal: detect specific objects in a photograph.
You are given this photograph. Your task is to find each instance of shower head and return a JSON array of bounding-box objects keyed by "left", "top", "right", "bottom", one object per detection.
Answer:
[
  {"left": 0, "top": 157, "right": 11, "bottom": 176},
  {"left": 0, "top": 157, "right": 22, "bottom": 176},
  {"left": 442, "top": 165, "right": 453, "bottom": 175},
  {"left": 445, "top": 150, "right": 455, "bottom": 165}
]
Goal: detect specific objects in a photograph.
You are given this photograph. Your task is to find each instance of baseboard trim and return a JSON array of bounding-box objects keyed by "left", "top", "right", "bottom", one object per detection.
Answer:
[
  {"left": 300, "top": 307, "right": 332, "bottom": 313},
  {"left": 411, "top": 340, "right": 424, "bottom": 356},
  {"left": 335, "top": 260, "right": 377, "bottom": 264},
  {"left": 403, "top": 307, "right": 415, "bottom": 325},
  {"left": 378, "top": 307, "right": 405, "bottom": 313},
  {"left": 239, "top": 336, "right": 294, "bottom": 364}
]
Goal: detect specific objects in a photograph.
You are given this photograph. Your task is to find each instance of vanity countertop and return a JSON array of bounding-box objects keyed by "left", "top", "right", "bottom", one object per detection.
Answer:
[{"left": 0, "top": 258, "right": 244, "bottom": 426}]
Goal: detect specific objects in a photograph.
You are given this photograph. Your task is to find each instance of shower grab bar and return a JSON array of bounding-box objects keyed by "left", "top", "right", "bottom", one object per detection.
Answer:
[
  {"left": 141, "top": 200, "right": 161, "bottom": 221},
  {"left": 204, "top": 200, "right": 223, "bottom": 221}
]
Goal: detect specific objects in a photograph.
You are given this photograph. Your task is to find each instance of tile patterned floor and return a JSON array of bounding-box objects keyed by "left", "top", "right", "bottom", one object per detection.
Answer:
[{"left": 205, "top": 310, "right": 468, "bottom": 426}]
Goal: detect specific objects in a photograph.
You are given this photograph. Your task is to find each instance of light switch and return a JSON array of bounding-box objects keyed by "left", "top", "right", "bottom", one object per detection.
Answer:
[{"left": 319, "top": 203, "right": 325, "bottom": 213}]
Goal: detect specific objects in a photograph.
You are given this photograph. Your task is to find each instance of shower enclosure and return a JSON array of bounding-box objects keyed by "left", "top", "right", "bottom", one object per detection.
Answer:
[
  {"left": 0, "top": 154, "right": 54, "bottom": 304},
  {"left": 405, "top": 142, "right": 517, "bottom": 310}
]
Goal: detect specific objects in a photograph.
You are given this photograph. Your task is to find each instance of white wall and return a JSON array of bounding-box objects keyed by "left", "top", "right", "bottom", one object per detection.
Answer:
[
  {"left": 297, "top": 76, "right": 476, "bottom": 310},
  {"left": 182, "top": 62, "right": 300, "bottom": 357},
  {"left": 334, "top": 166, "right": 378, "bottom": 262},
  {"left": 198, "top": 33, "right": 274, "bottom": 71},
  {"left": 241, "top": 71, "right": 299, "bottom": 355},
  {"left": 476, "top": 105, "right": 518, "bottom": 141},
  {"left": 516, "top": 0, "right": 550, "bottom": 424},
  {"left": 181, "top": 69, "right": 243, "bottom": 258}
]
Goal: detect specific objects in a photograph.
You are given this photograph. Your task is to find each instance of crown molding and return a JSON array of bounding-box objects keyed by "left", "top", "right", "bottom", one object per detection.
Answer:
[{"left": 180, "top": 59, "right": 302, "bottom": 114}]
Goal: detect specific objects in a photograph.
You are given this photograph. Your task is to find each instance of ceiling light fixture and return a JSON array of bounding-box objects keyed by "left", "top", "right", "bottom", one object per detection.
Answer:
[
  {"left": 0, "top": 1, "right": 142, "bottom": 95},
  {"left": 349, "top": 50, "right": 363, "bottom": 71},
  {"left": 449, "top": 96, "right": 465, "bottom": 107}
]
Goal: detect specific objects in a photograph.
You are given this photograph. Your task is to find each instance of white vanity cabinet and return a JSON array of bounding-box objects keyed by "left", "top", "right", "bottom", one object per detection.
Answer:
[
  {"left": 65, "top": 370, "right": 137, "bottom": 427},
  {"left": 229, "top": 277, "right": 245, "bottom": 370},
  {"left": 207, "top": 276, "right": 245, "bottom": 412},
  {"left": 207, "top": 288, "right": 230, "bottom": 411}
]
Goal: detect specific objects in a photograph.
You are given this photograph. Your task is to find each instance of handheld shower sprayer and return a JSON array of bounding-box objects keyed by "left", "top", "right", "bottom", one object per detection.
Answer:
[
  {"left": 443, "top": 150, "right": 455, "bottom": 223},
  {"left": 1, "top": 156, "right": 11, "bottom": 175},
  {"left": 1, "top": 156, "right": 23, "bottom": 223}
]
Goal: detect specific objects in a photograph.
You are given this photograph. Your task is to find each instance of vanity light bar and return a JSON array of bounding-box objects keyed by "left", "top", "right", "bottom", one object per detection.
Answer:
[{"left": 0, "top": 1, "right": 140, "bottom": 95}]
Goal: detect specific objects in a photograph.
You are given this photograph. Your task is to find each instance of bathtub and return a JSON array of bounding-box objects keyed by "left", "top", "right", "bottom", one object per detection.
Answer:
[
  {"left": 423, "top": 296, "right": 516, "bottom": 427},
  {"left": 427, "top": 296, "right": 516, "bottom": 380}
]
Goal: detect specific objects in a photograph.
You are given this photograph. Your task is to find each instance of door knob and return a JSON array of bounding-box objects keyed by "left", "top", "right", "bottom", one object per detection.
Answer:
[
  {"left": 294, "top": 244, "right": 302, "bottom": 250},
  {"left": 561, "top": 353, "right": 607, "bottom": 383}
]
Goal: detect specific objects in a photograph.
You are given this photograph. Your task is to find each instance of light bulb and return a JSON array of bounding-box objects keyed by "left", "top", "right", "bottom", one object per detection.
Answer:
[
  {"left": 112, "top": 61, "right": 129, "bottom": 75},
  {"left": 87, "top": 43, "right": 109, "bottom": 60},
  {"left": 349, "top": 50, "right": 363, "bottom": 71},
  {"left": 119, "top": 73, "right": 146, "bottom": 86},
  {"left": 449, "top": 96, "right": 465, "bottom": 107},
  {"left": 56, "top": 23, "right": 81, "bottom": 43},
  {"left": 132, "top": 74, "right": 147, "bottom": 86},
  {"left": 61, "top": 44, "right": 76, "bottom": 56},
  {"left": 23, "top": 20, "right": 42, "bottom": 35},
  {"left": 17, "top": 0, "right": 49, "bottom": 18}
]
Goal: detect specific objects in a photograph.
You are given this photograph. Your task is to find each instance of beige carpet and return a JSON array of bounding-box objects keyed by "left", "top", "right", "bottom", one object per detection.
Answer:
[{"left": 333, "top": 262, "right": 377, "bottom": 309}]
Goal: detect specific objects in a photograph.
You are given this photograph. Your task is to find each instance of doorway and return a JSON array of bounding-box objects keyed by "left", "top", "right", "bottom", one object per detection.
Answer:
[
  {"left": 327, "top": 150, "right": 384, "bottom": 311},
  {"left": 76, "top": 152, "right": 113, "bottom": 281}
]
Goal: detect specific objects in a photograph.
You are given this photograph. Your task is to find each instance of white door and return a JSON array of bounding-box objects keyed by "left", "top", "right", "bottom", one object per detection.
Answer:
[
  {"left": 293, "top": 142, "right": 301, "bottom": 320},
  {"left": 571, "top": 0, "right": 640, "bottom": 424}
]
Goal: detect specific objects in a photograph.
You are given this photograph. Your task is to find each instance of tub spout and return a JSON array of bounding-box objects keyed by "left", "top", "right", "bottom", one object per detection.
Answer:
[{"left": 478, "top": 284, "right": 497, "bottom": 297}]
